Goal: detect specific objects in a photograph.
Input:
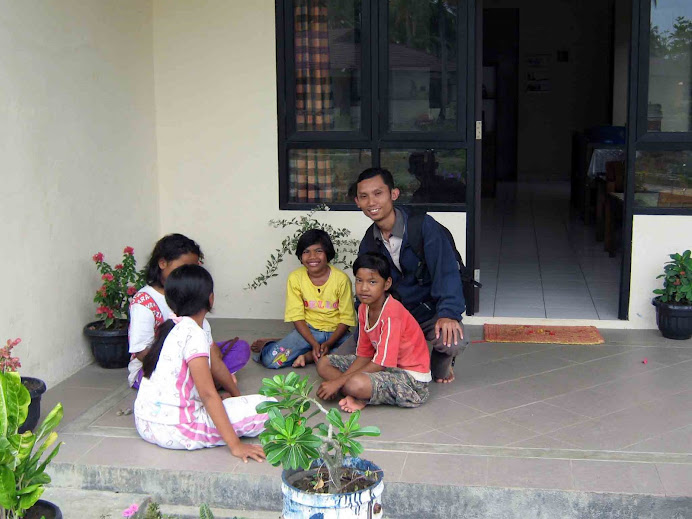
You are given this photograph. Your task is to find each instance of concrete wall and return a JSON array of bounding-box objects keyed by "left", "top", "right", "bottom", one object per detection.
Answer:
[
  {"left": 0, "top": 1, "right": 159, "bottom": 386},
  {"left": 485, "top": 0, "right": 613, "bottom": 181},
  {"left": 629, "top": 215, "right": 691, "bottom": 328},
  {"left": 152, "top": 1, "right": 467, "bottom": 320}
]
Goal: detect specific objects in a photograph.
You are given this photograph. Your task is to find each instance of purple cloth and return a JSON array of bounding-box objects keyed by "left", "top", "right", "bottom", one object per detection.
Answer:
[{"left": 217, "top": 338, "right": 251, "bottom": 374}]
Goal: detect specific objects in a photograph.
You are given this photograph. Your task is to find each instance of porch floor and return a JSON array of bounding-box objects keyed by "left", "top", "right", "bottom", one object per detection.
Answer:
[{"left": 43, "top": 320, "right": 692, "bottom": 515}]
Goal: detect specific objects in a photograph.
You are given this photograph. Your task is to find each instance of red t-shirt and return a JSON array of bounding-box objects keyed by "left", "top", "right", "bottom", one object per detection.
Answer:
[{"left": 356, "top": 296, "right": 432, "bottom": 382}]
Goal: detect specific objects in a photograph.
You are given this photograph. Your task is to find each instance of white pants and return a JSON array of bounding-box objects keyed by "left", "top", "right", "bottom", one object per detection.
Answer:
[{"left": 135, "top": 394, "right": 274, "bottom": 450}]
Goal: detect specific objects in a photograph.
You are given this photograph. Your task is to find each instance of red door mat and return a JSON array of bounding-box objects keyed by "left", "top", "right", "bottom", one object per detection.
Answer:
[{"left": 483, "top": 324, "right": 605, "bottom": 345}]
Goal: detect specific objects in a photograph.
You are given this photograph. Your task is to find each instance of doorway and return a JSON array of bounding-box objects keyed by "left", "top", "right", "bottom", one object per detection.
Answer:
[{"left": 475, "top": 0, "right": 630, "bottom": 319}]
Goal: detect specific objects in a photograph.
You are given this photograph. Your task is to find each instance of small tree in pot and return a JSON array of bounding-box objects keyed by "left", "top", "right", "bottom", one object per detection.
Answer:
[
  {"left": 257, "top": 373, "right": 383, "bottom": 518},
  {"left": 653, "top": 249, "right": 692, "bottom": 340},
  {"left": 84, "top": 247, "right": 145, "bottom": 368}
]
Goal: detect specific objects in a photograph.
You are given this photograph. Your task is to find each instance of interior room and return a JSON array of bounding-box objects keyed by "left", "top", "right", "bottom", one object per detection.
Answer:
[{"left": 476, "top": 0, "right": 631, "bottom": 320}]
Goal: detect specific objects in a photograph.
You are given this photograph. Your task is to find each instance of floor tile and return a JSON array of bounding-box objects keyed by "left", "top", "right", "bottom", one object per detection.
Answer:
[
  {"left": 438, "top": 415, "right": 536, "bottom": 446},
  {"left": 545, "top": 388, "right": 643, "bottom": 419},
  {"left": 54, "top": 434, "right": 103, "bottom": 463},
  {"left": 625, "top": 425, "right": 692, "bottom": 454},
  {"left": 495, "top": 402, "right": 588, "bottom": 434},
  {"left": 656, "top": 463, "right": 692, "bottom": 496},
  {"left": 357, "top": 450, "right": 408, "bottom": 481},
  {"left": 400, "top": 453, "right": 487, "bottom": 486},
  {"left": 486, "top": 457, "right": 572, "bottom": 490},
  {"left": 91, "top": 392, "right": 137, "bottom": 428},
  {"left": 508, "top": 434, "right": 577, "bottom": 449},
  {"left": 571, "top": 460, "right": 664, "bottom": 494},
  {"left": 56, "top": 365, "right": 130, "bottom": 390},
  {"left": 41, "top": 385, "right": 114, "bottom": 429},
  {"left": 446, "top": 380, "right": 543, "bottom": 414}
]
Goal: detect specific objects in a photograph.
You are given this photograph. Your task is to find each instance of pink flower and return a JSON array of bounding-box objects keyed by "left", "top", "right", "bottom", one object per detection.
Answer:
[
  {"left": 106, "top": 308, "right": 115, "bottom": 319},
  {"left": 93, "top": 252, "right": 104, "bottom": 263},
  {"left": 123, "top": 246, "right": 134, "bottom": 256},
  {"left": 99, "top": 286, "right": 107, "bottom": 297},
  {"left": 114, "top": 264, "right": 124, "bottom": 270},
  {"left": 122, "top": 504, "right": 139, "bottom": 517},
  {"left": 102, "top": 273, "right": 114, "bottom": 282},
  {"left": 127, "top": 286, "right": 137, "bottom": 296},
  {"left": 96, "top": 306, "right": 108, "bottom": 314}
]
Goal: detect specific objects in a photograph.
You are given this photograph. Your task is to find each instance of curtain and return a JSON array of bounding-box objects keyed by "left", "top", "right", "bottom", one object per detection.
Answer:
[{"left": 291, "top": 0, "right": 334, "bottom": 203}]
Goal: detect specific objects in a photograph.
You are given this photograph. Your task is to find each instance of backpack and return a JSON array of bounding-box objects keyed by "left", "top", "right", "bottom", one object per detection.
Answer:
[{"left": 404, "top": 209, "right": 481, "bottom": 316}]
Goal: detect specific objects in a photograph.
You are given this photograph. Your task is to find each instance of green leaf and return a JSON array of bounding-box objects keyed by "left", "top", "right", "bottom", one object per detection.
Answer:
[
  {"left": 34, "top": 403, "right": 63, "bottom": 443},
  {"left": 349, "top": 426, "right": 381, "bottom": 438},
  {"left": 326, "top": 408, "right": 345, "bottom": 429},
  {"left": 0, "top": 465, "right": 16, "bottom": 509},
  {"left": 18, "top": 485, "right": 43, "bottom": 511}
]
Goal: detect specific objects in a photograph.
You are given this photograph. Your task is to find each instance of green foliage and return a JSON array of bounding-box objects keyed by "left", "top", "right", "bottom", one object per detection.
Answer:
[
  {"left": 654, "top": 250, "right": 692, "bottom": 305},
  {"left": 257, "top": 373, "right": 380, "bottom": 494},
  {"left": 138, "top": 501, "right": 217, "bottom": 519},
  {"left": 0, "top": 371, "right": 63, "bottom": 519},
  {"left": 246, "top": 205, "right": 359, "bottom": 290}
]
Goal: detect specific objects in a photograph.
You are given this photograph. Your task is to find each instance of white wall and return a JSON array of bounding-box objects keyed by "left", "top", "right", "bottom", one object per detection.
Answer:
[
  {"left": 629, "top": 215, "right": 691, "bottom": 328},
  {"left": 0, "top": 1, "right": 159, "bottom": 386},
  {"left": 153, "top": 1, "right": 467, "bottom": 319}
]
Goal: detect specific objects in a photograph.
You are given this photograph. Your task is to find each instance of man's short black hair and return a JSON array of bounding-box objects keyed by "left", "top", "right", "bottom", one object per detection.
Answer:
[
  {"left": 295, "top": 229, "right": 336, "bottom": 262},
  {"left": 353, "top": 252, "right": 391, "bottom": 280},
  {"left": 355, "top": 167, "right": 395, "bottom": 192}
]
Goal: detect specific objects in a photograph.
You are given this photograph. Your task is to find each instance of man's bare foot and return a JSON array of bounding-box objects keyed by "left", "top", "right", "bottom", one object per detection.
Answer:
[
  {"left": 435, "top": 367, "right": 455, "bottom": 384},
  {"left": 292, "top": 354, "right": 307, "bottom": 368},
  {"left": 339, "top": 396, "right": 367, "bottom": 413}
]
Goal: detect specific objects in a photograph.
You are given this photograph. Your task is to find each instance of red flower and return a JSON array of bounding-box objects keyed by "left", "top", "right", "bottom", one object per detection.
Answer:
[
  {"left": 123, "top": 246, "right": 134, "bottom": 255},
  {"left": 98, "top": 286, "right": 107, "bottom": 297},
  {"left": 114, "top": 264, "right": 124, "bottom": 270},
  {"left": 102, "top": 273, "right": 114, "bottom": 282},
  {"left": 96, "top": 306, "right": 108, "bottom": 314},
  {"left": 93, "top": 252, "right": 104, "bottom": 263},
  {"left": 127, "top": 286, "right": 137, "bottom": 296},
  {"left": 106, "top": 308, "right": 114, "bottom": 318}
]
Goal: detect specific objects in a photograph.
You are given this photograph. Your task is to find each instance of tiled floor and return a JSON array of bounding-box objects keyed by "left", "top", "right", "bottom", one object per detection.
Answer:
[
  {"left": 478, "top": 182, "right": 622, "bottom": 320},
  {"left": 44, "top": 320, "right": 692, "bottom": 499}
]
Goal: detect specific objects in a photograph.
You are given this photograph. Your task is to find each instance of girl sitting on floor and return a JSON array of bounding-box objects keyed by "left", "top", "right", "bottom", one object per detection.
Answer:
[
  {"left": 134, "top": 264, "right": 271, "bottom": 462},
  {"left": 128, "top": 233, "right": 250, "bottom": 391},
  {"left": 251, "top": 229, "right": 356, "bottom": 369}
]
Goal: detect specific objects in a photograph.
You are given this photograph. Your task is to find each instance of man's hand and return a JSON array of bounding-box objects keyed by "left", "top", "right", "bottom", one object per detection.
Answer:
[
  {"left": 434, "top": 317, "right": 463, "bottom": 347},
  {"left": 230, "top": 442, "right": 266, "bottom": 463},
  {"left": 317, "top": 379, "right": 343, "bottom": 400}
]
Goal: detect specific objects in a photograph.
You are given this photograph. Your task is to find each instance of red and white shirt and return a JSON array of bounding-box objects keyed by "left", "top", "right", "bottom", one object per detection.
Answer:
[{"left": 356, "top": 296, "right": 432, "bottom": 382}]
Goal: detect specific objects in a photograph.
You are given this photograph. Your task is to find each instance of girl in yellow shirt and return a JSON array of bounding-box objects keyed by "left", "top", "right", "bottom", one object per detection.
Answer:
[{"left": 251, "top": 229, "right": 357, "bottom": 369}]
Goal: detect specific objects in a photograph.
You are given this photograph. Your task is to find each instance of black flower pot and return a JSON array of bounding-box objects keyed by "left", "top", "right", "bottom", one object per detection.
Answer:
[
  {"left": 25, "top": 499, "right": 62, "bottom": 519},
  {"left": 19, "top": 377, "right": 47, "bottom": 433},
  {"left": 653, "top": 297, "right": 692, "bottom": 340},
  {"left": 83, "top": 320, "right": 130, "bottom": 369}
]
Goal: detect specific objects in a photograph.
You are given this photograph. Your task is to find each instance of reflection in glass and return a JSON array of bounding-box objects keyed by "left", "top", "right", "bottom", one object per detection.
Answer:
[
  {"left": 294, "top": 0, "right": 362, "bottom": 132},
  {"left": 388, "top": 0, "right": 458, "bottom": 132},
  {"left": 288, "top": 149, "right": 372, "bottom": 203},
  {"left": 648, "top": 0, "right": 692, "bottom": 132},
  {"left": 380, "top": 149, "right": 466, "bottom": 203},
  {"left": 635, "top": 150, "right": 692, "bottom": 207}
]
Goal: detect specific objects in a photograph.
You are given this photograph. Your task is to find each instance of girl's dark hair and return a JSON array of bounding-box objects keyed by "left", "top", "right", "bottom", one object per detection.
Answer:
[
  {"left": 144, "top": 233, "right": 204, "bottom": 287},
  {"left": 142, "top": 264, "right": 214, "bottom": 378},
  {"left": 296, "top": 229, "right": 336, "bottom": 262},
  {"left": 353, "top": 252, "right": 391, "bottom": 280}
]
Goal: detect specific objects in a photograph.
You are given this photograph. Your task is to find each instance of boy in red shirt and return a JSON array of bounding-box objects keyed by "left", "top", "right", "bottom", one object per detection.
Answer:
[{"left": 316, "top": 252, "right": 431, "bottom": 411}]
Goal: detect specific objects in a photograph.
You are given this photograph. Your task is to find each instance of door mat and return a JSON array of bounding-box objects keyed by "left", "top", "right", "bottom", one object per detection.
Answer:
[{"left": 483, "top": 324, "right": 605, "bottom": 345}]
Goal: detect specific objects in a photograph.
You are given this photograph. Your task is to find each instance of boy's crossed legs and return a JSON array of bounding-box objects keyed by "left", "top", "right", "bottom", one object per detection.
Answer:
[{"left": 317, "top": 354, "right": 429, "bottom": 412}]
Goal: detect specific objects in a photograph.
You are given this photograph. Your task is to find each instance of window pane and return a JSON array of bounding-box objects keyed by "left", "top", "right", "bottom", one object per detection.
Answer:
[
  {"left": 648, "top": 0, "right": 692, "bottom": 132},
  {"left": 294, "top": 0, "right": 362, "bottom": 132},
  {"left": 635, "top": 150, "right": 692, "bottom": 207},
  {"left": 388, "top": 0, "right": 458, "bottom": 132},
  {"left": 380, "top": 149, "right": 466, "bottom": 203},
  {"left": 288, "top": 149, "right": 372, "bottom": 203}
]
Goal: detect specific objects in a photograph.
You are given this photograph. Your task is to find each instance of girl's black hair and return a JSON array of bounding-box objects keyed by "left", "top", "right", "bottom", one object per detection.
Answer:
[
  {"left": 353, "top": 252, "right": 391, "bottom": 281},
  {"left": 142, "top": 264, "right": 214, "bottom": 378},
  {"left": 295, "top": 229, "right": 336, "bottom": 262},
  {"left": 144, "top": 233, "right": 204, "bottom": 287}
]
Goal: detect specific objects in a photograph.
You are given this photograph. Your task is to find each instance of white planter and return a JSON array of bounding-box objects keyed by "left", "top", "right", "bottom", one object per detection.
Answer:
[{"left": 281, "top": 457, "right": 384, "bottom": 519}]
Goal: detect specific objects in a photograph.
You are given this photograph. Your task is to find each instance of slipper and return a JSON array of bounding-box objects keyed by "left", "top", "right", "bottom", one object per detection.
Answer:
[{"left": 250, "top": 338, "right": 281, "bottom": 353}]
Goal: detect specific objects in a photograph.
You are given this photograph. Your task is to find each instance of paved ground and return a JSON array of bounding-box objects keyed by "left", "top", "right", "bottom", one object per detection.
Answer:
[{"left": 41, "top": 320, "right": 692, "bottom": 515}]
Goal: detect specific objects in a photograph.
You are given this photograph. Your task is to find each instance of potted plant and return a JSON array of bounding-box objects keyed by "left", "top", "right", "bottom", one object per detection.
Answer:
[
  {"left": 84, "top": 247, "right": 145, "bottom": 368},
  {"left": 0, "top": 370, "right": 64, "bottom": 519},
  {"left": 257, "top": 372, "right": 383, "bottom": 519},
  {"left": 124, "top": 500, "right": 216, "bottom": 518},
  {"left": 653, "top": 249, "right": 692, "bottom": 340},
  {"left": 246, "top": 205, "right": 359, "bottom": 290},
  {"left": 1, "top": 338, "right": 46, "bottom": 434}
]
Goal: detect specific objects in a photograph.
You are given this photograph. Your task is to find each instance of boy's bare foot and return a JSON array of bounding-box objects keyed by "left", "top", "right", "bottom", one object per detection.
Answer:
[
  {"left": 292, "top": 354, "right": 307, "bottom": 368},
  {"left": 339, "top": 396, "right": 366, "bottom": 413},
  {"left": 250, "top": 338, "right": 281, "bottom": 353},
  {"left": 434, "top": 367, "right": 455, "bottom": 384}
]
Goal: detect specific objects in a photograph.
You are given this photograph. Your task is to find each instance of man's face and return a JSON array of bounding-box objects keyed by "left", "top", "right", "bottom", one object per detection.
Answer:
[{"left": 354, "top": 176, "right": 399, "bottom": 223}]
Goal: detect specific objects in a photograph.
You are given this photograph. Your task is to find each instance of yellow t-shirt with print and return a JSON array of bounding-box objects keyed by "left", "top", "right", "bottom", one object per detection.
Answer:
[{"left": 284, "top": 265, "right": 356, "bottom": 332}]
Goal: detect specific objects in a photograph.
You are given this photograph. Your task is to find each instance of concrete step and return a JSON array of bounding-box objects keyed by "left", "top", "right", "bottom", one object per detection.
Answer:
[
  {"left": 156, "top": 502, "right": 280, "bottom": 519},
  {"left": 49, "top": 461, "right": 692, "bottom": 519},
  {"left": 41, "top": 487, "right": 149, "bottom": 518}
]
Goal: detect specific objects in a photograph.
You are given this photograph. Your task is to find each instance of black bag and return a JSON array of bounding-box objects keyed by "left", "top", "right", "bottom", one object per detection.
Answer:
[{"left": 404, "top": 208, "right": 481, "bottom": 315}]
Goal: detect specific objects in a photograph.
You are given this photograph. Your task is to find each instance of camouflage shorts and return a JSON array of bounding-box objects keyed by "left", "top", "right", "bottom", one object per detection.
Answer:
[{"left": 327, "top": 355, "right": 430, "bottom": 408}]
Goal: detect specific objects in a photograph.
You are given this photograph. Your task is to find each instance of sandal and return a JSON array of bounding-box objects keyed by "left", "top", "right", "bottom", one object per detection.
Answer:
[{"left": 250, "top": 338, "right": 281, "bottom": 353}]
